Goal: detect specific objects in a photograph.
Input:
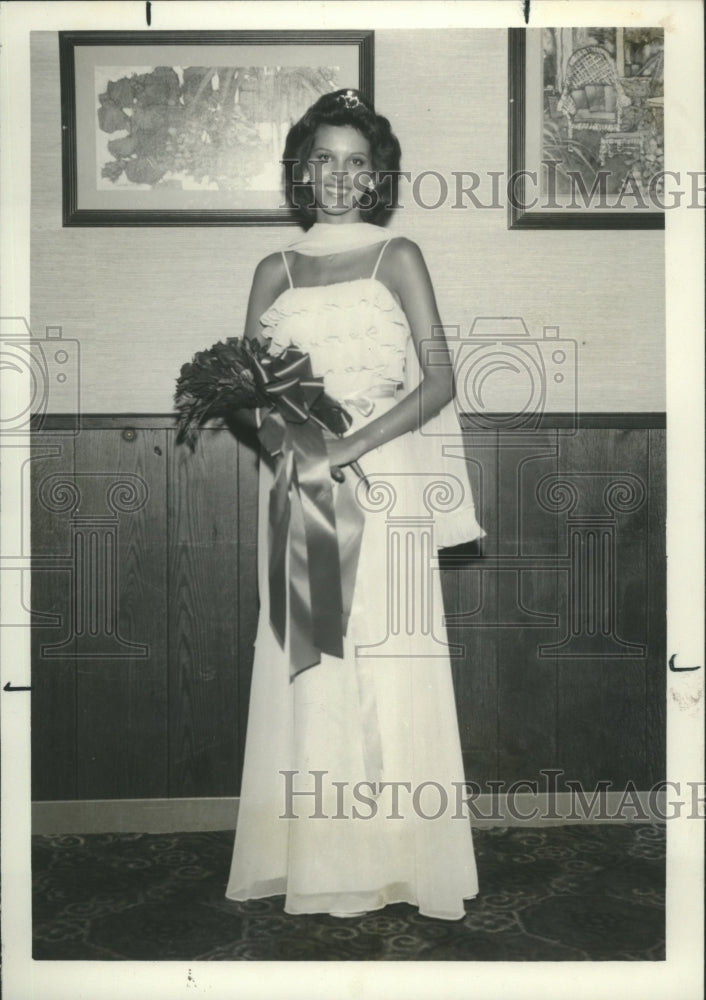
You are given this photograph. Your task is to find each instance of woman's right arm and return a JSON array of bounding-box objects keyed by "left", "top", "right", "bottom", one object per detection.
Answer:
[
  {"left": 230, "top": 253, "right": 288, "bottom": 429},
  {"left": 243, "top": 252, "right": 289, "bottom": 342}
]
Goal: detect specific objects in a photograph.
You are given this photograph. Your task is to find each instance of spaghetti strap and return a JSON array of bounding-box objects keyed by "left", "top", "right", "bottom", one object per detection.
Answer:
[
  {"left": 371, "top": 239, "right": 392, "bottom": 280},
  {"left": 281, "top": 250, "right": 294, "bottom": 288}
]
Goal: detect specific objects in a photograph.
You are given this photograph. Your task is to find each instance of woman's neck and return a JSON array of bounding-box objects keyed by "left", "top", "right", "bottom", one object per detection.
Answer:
[
  {"left": 313, "top": 210, "right": 364, "bottom": 226},
  {"left": 287, "top": 218, "right": 387, "bottom": 256}
]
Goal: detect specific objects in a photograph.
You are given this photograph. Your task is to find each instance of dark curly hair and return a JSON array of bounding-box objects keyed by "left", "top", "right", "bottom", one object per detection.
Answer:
[{"left": 282, "top": 89, "right": 402, "bottom": 227}]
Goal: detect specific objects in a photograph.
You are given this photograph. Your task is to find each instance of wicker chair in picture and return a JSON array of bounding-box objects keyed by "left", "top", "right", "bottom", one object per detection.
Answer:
[{"left": 557, "top": 45, "right": 631, "bottom": 142}]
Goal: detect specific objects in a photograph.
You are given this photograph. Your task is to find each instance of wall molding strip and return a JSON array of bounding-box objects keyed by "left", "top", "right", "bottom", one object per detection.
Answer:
[
  {"left": 32, "top": 792, "right": 668, "bottom": 835},
  {"left": 31, "top": 412, "right": 667, "bottom": 431}
]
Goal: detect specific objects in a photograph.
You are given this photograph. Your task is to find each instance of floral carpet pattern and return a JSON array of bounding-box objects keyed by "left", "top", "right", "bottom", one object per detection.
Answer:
[{"left": 32, "top": 823, "right": 665, "bottom": 962}]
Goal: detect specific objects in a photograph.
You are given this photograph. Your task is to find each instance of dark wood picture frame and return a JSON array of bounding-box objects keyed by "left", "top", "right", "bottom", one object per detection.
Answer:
[
  {"left": 507, "top": 28, "right": 664, "bottom": 230},
  {"left": 59, "top": 30, "right": 374, "bottom": 227}
]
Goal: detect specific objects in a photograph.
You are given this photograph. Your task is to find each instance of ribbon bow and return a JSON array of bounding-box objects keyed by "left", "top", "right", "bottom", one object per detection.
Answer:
[{"left": 251, "top": 350, "right": 328, "bottom": 428}]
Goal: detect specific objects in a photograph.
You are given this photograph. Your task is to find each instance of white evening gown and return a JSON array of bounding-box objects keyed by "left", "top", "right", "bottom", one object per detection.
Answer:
[{"left": 226, "top": 243, "right": 483, "bottom": 920}]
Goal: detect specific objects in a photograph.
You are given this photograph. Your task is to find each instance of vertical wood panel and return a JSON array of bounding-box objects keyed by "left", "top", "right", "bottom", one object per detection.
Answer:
[
  {"left": 31, "top": 432, "right": 77, "bottom": 800},
  {"left": 235, "top": 439, "right": 260, "bottom": 796},
  {"left": 75, "top": 427, "right": 168, "bottom": 799},
  {"left": 555, "top": 429, "right": 650, "bottom": 790},
  {"left": 168, "top": 428, "right": 241, "bottom": 798},
  {"left": 555, "top": 429, "right": 611, "bottom": 790},
  {"left": 646, "top": 429, "right": 666, "bottom": 785},
  {"left": 496, "top": 433, "right": 560, "bottom": 785},
  {"left": 441, "top": 433, "right": 499, "bottom": 788},
  {"left": 600, "top": 430, "right": 650, "bottom": 789}
]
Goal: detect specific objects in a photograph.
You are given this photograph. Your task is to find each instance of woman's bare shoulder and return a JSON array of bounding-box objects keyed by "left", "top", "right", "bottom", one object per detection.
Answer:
[
  {"left": 254, "top": 250, "right": 288, "bottom": 283},
  {"left": 382, "top": 237, "right": 429, "bottom": 283},
  {"left": 243, "top": 250, "right": 291, "bottom": 337},
  {"left": 249, "top": 250, "right": 291, "bottom": 307},
  {"left": 385, "top": 235, "right": 422, "bottom": 255}
]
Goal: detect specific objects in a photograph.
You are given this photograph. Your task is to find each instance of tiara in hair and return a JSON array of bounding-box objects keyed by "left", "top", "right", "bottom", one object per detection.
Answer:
[{"left": 337, "top": 89, "right": 361, "bottom": 110}]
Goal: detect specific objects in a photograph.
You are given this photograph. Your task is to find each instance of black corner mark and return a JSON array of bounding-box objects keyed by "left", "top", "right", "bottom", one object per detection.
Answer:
[
  {"left": 4, "top": 681, "right": 32, "bottom": 692},
  {"left": 523, "top": 0, "right": 530, "bottom": 25},
  {"left": 669, "top": 654, "right": 701, "bottom": 672},
  {"left": 146, "top": 1, "right": 152, "bottom": 27}
]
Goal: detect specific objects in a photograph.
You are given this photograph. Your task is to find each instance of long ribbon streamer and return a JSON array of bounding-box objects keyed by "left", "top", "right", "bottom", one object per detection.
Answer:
[{"left": 259, "top": 411, "right": 365, "bottom": 679}]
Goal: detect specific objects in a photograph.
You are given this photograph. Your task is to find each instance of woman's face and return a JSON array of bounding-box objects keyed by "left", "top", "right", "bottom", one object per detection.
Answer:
[{"left": 306, "top": 124, "right": 373, "bottom": 221}]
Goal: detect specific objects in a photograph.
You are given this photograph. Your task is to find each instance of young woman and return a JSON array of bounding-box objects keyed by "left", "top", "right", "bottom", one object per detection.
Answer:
[{"left": 226, "top": 89, "right": 484, "bottom": 920}]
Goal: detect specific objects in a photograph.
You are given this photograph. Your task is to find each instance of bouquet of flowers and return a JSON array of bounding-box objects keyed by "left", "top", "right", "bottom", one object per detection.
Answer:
[
  {"left": 174, "top": 336, "right": 365, "bottom": 677},
  {"left": 175, "top": 335, "right": 350, "bottom": 448}
]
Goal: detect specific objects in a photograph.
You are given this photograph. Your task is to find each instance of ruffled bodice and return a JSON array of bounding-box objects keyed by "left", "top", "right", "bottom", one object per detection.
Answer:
[{"left": 260, "top": 277, "right": 408, "bottom": 402}]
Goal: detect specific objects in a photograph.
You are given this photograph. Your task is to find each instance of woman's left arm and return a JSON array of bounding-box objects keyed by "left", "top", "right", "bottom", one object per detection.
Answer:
[{"left": 327, "top": 238, "right": 454, "bottom": 469}]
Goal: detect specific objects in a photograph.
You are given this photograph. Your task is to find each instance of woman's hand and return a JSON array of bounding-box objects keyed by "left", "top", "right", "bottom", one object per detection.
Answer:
[
  {"left": 326, "top": 434, "right": 364, "bottom": 479},
  {"left": 227, "top": 408, "right": 259, "bottom": 430}
]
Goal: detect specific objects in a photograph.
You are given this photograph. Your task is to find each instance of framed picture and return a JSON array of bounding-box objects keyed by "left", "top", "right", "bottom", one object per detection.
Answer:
[
  {"left": 59, "top": 30, "right": 374, "bottom": 226},
  {"left": 508, "top": 27, "right": 664, "bottom": 229}
]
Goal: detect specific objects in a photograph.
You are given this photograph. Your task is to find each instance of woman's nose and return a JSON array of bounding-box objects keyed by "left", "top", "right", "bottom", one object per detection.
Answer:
[{"left": 327, "top": 168, "right": 350, "bottom": 190}]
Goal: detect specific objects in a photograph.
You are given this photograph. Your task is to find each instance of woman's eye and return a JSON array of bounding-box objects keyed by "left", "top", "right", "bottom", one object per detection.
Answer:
[{"left": 314, "top": 153, "right": 330, "bottom": 162}]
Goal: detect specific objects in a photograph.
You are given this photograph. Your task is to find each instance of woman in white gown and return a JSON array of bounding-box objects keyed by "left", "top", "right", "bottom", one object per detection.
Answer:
[{"left": 226, "top": 89, "right": 484, "bottom": 920}]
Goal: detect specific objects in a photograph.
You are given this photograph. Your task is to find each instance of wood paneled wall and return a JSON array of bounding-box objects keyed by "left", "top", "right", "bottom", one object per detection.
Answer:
[
  {"left": 440, "top": 421, "right": 666, "bottom": 793},
  {"left": 31, "top": 418, "right": 259, "bottom": 801},
  {"left": 31, "top": 416, "right": 665, "bottom": 801}
]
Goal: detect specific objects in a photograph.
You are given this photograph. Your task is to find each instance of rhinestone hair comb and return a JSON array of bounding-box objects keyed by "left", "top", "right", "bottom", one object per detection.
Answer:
[{"left": 337, "top": 89, "right": 361, "bottom": 110}]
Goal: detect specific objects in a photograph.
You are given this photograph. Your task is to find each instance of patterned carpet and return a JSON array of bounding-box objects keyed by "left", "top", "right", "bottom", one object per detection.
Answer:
[{"left": 32, "top": 823, "right": 665, "bottom": 961}]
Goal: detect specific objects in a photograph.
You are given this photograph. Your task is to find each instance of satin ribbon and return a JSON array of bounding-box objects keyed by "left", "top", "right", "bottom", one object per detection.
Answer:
[
  {"left": 255, "top": 349, "right": 367, "bottom": 679},
  {"left": 262, "top": 414, "right": 366, "bottom": 678},
  {"left": 342, "top": 381, "right": 402, "bottom": 419}
]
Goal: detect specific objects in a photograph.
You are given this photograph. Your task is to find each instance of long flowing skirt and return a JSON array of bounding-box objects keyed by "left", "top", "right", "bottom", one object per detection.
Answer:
[{"left": 226, "top": 411, "right": 478, "bottom": 919}]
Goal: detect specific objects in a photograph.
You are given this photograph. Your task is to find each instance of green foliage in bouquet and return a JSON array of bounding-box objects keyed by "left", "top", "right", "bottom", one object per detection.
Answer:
[{"left": 174, "top": 336, "right": 267, "bottom": 448}]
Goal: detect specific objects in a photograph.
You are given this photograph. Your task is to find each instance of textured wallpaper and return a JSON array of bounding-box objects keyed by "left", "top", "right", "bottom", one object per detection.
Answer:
[{"left": 30, "top": 30, "right": 665, "bottom": 413}]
